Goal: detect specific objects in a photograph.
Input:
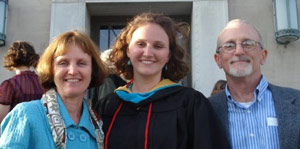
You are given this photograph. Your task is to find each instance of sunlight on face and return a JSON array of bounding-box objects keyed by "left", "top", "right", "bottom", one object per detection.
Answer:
[
  {"left": 127, "top": 23, "right": 170, "bottom": 80},
  {"left": 53, "top": 43, "right": 92, "bottom": 99}
]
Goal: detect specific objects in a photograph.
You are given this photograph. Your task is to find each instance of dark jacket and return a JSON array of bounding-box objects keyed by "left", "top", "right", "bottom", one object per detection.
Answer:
[
  {"left": 87, "top": 74, "right": 127, "bottom": 108},
  {"left": 96, "top": 85, "right": 230, "bottom": 149},
  {"left": 209, "top": 83, "right": 300, "bottom": 149}
]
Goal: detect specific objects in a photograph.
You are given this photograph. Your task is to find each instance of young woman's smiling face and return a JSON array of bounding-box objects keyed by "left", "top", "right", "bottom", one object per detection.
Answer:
[{"left": 127, "top": 23, "right": 170, "bottom": 80}]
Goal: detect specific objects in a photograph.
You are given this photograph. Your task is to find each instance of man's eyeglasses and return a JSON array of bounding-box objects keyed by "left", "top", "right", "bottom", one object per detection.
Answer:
[{"left": 217, "top": 40, "right": 262, "bottom": 54}]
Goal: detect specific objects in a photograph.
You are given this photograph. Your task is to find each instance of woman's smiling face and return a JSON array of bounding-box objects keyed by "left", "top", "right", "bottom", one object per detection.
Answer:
[
  {"left": 53, "top": 43, "right": 92, "bottom": 99},
  {"left": 127, "top": 23, "right": 170, "bottom": 80}
]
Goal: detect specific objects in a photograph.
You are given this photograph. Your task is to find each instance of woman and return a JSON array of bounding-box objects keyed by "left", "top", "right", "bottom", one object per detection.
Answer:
[
  {"left": 87, "top": 49, "right": 127, "bottom": 109},
  {"left": 95, "top": 13, "right": 230, "bottom": 149},
  {"left": 0, "top": 41, "right": 44, "bottom": 123},
  {"left": 0, "top": 31, "right": 108, "bottom": 149},
  {"left": 210, "top": 80, "right": 227, "bottom": 96}
]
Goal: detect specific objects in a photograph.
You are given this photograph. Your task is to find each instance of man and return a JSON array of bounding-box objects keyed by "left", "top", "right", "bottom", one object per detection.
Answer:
[{"left": 209, "top": 19, "right": 300, "bottom": 149}]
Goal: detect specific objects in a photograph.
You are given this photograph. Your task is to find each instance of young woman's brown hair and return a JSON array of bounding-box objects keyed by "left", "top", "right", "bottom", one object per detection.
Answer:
[{"left": 110, "top": 13, "right": 190, "bottom": 82}]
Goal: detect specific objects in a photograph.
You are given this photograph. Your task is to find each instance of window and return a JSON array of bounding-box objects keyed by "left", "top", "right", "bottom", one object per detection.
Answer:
[{"left": 99, "top": 25, "right": 123, "bottom": 52}]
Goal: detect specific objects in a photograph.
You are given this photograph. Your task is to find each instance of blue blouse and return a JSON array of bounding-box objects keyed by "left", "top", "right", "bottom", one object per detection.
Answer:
[{"left": 0, "top": 94, "right": 98, "bottom": 149}]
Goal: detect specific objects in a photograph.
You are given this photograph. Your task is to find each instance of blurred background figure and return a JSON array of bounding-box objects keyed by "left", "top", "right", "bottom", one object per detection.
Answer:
[
  {"left": 86, "top": 49, "right": 127, "bottom": 108},
  {"left": 210, "top": 80, "right": 227, "bottom": 96},
  {"left": 0, "top": 41, "right": 44, "bottom": 123}
]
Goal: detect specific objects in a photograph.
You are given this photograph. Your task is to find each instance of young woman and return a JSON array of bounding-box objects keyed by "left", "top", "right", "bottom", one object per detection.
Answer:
[{"left": 95, "top": 13, "right": 230, "bottom": 149}]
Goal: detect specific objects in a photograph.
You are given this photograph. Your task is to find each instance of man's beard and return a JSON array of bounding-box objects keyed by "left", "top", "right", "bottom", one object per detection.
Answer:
[{"left": 228, "top": 56, "right": 253, "bottom": 77}]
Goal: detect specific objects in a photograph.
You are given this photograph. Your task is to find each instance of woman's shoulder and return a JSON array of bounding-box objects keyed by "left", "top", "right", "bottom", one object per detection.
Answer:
[
  {"left": 15, "top": 99, "right": 43, "bottom": 109},
  {"left": 0, "top": 71, "right": 38, "bottom": 88},
  {"left": 1, "top": 99, "right": 47, "bottom": 134},
  {"left": 146, "top": 86, "right": 208, "bottom": 111},
  {"left": 166, "top": 86, "right": 207, "bottom": 99},
  {"left": 15, "top": 71, "right": 39, "bottom": 79},
  {"left": 168, "top": 86, "right": 210, "bottom": 107},
  {"left": 0, "top": 78, "right": 12, "bottom": 87},
  {"left": 7, "top": 99, "right": 45, "bottom": 120},
  {"left": 0, "top": 99, "right": 54, "bottom": 148}
]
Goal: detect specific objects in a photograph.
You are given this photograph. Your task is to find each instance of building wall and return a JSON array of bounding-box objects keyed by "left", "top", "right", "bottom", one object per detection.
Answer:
[
  {"left": 0, "top": 0, "right": 51, "bottom": 81},
  {"left": 0, "top": 0, "right": 299, "bottom": 97},
  {"left": 50, "top": 1, "right": 89, "bottom": 41},
  {"left": 191, "top": 0, "right": 228, "bottom": 97}
]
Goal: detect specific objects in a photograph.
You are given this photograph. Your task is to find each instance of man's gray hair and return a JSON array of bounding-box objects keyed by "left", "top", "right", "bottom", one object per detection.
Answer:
[{"left": 216, "top": 19, "right": 264, "bottom": 53}]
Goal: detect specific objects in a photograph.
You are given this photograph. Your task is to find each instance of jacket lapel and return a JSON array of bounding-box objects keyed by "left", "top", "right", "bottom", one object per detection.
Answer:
[
  {"left": 269, "top": 84, "right": 299, "bottom": 148},
  {"left": 209, "top": 91, "right": 230, "bottom": 141}
]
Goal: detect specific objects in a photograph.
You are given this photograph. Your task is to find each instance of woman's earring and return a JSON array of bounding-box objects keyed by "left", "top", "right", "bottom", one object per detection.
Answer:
[
  {"left": 127, "top": 60, "right": 131, "bottom": 66},
  {"left": 164, "top": 65, "right": 168, "bottom": 71}
]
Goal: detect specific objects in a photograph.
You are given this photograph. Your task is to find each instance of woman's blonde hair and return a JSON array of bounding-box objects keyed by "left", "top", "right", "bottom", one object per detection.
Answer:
[{"left": 37, "top": 30, "right": 108, "bottom": 90}]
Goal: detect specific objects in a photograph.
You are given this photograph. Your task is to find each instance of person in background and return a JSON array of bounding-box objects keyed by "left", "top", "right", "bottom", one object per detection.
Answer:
[
  {"left": 0, "top": 30, "right": 108, "bottom": 148},
  {"left": 210, "top": 79, "right": 227, "bottom": 96},
  {"left": 86, "top": 49, "right": 127, "bottom": 109},
  {"left": 95, "top": 13, "right": 229, "bottom": 149},
  {"left": 209, "top": 19, "right": 300, "bottom": 149},
  {"left": 0, "top": 41, "right": 44, "bottom": 123}
]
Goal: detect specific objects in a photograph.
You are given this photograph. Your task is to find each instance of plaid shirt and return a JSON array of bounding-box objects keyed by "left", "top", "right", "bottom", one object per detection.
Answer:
[{"left": 0, "top": 71, "right": 44, "bottom": 110}]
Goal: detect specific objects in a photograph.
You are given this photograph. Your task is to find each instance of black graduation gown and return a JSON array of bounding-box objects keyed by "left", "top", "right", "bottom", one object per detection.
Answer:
[{"left": 95, "top": 86, "right": 230, "bottom": 149}]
